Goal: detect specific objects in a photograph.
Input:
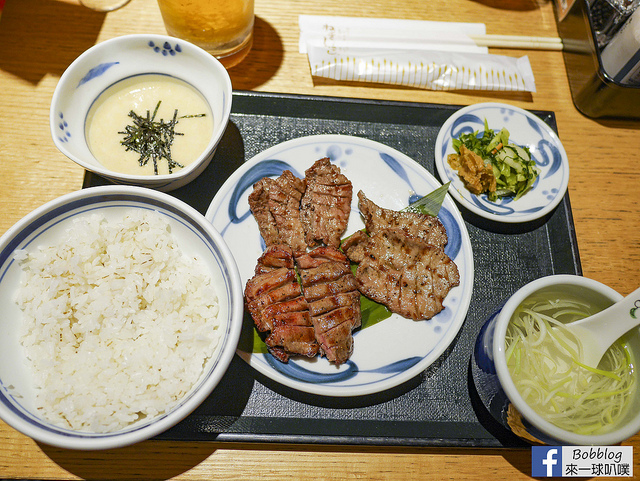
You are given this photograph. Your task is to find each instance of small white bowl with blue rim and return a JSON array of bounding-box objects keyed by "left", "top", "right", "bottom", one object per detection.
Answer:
[
  {"left": 0, "top": 185, "right": 243, "bottom": 450},
  {"left": 434, "top": 102, "right": 570, "bottom": 224},
  {"left": 50, "top": 34, "right": 232, "bottom": 192}
]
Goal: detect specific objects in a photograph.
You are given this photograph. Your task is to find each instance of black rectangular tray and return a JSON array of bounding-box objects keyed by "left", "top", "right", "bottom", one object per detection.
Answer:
[{"left": 85, "top": 91, "right": 581, "bottom": 448}]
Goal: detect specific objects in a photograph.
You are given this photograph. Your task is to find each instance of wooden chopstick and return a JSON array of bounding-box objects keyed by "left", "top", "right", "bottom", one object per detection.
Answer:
[{"left": 470, "top": 34, "right": 564, "bottom": 50}]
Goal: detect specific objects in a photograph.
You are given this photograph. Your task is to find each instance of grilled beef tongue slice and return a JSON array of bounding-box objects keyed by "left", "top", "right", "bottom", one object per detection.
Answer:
[
  {"left": 300, "top": 158, "right": 353, "bottom": 249},
  {"left": 341, "top": 230, "right": 369, "bottom": 264},
  {"left": 254, "top": 243, "right": 295, "bottom": 274},
  {"left": 295, "top": 246, "right": 361, "bottom": 365},
  {"left": 353, "top": 229, "right": 459, "bottom": 320},
  {"left": 244, "top": 267, "right": 303, "bottom": 333},
  {"left": 248, "top": 171, "right": 308, "bottom": 252},
  {"left": 265, "top": 324, "right": 318, "bottom": 359},
  {"left": 247, "top": 178, "right": 280, "bottom": 247},
  {"left": 357, "top": 190, "right": 448, "bottom": 249},
  {"left": 244, "top": 245, "right": 318, "bottom": 361}
]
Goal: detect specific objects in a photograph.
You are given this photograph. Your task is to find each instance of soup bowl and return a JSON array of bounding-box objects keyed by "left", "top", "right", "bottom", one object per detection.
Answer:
[
  {"left": 471, "top": 274, "right": 640, "bottom": 445},
  {"left": 50, "top": 34, "right": 232, "bottom": 192}
]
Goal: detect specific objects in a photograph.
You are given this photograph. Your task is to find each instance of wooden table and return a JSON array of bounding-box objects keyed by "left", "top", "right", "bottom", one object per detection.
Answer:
[{"left": 0, "top": 0, "right": 638, "bottom": 479}]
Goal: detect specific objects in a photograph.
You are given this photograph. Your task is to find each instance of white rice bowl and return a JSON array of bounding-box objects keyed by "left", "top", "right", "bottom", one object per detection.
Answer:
[{"left": 0, "top": 186, "right": 243, "bottom": 450}]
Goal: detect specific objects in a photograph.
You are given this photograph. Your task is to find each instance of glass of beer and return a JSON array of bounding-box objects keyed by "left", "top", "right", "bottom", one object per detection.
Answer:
[{"left": 156, "top": 0, "right": 254, "bottom": 68}]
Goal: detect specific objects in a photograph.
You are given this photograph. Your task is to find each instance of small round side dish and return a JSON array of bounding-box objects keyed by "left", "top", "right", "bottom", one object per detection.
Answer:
[
  {"left": 0, "top": 186, "right": 243, "bottom": 450},
  {"left": 50, "top": 34, "right": 232, "bottom": 192},
  {"left": 434, "top": 102, "right": 570, "bottom": 224}
]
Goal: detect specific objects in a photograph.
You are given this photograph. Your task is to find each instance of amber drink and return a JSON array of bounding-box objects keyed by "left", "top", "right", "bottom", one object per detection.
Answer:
[{"left": 157, "top": 0, "right": 254, "bottom": 68}]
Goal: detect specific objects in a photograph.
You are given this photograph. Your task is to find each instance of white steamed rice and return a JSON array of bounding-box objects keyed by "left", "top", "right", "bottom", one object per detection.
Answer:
[{"left": 14, "top": 209, "right": 220, "bottom": 433}]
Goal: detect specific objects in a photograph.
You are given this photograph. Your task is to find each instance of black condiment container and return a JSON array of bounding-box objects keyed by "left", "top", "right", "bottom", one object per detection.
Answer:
[{"left": 556, "top": 0, "right": 640, "bottom": 119}]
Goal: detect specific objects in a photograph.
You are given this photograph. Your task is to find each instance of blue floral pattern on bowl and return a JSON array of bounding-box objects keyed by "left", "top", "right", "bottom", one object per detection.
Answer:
[
  {"left": 50, "top": 34, "right": 231, "bottom": 193},
  {"left": 59, "top": 40, "right": 186, "bottom": 152},
  {"left": 434, "top": 103, "right": 570, "bottom": 224},
  {"left": 77, "top": 62, "right": 120, "bottom": 88},
  {"left": 205, "top": 134, "right": 475, "bottom": 397},
  {"left": 54, "top": 112, "right": 71, "bottom": 144},
  {"left": 148, "top": 40, "right": 183, "bottom": 56}
]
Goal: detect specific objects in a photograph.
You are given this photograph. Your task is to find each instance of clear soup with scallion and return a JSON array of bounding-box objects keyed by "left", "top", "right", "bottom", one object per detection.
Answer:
[{"left": 506, "top": 292, "right": 636, "bottom": 435}]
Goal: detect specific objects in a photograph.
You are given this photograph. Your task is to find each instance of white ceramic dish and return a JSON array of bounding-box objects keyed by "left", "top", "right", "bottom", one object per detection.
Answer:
[
  {"left": 473, "top": 275, "right": 640, "bottom": 445},
  {"left": 434, "top": 102, "right": 569, "bottom": 224},
  {"left": 0, "top": 186, "right": 243, "bottom": 450},
  {"left": 205, "top": 134, "right": 474, "bottom": 397},
  {"left": 50, "top": 34, "right": 232, "bottom": 192}
]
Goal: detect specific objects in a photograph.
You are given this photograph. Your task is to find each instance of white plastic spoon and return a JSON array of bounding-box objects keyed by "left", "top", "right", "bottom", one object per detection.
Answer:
[{"left": 562, "top": 286, "right": 640, "bottom": 368}]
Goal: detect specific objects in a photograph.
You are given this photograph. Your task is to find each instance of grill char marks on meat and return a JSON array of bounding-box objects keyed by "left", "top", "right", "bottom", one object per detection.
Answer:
[
  {"left": 248, "top": 171, "right": 307, "bottom": 252},
  {"left": 357, "top": 190, "right": 448, "bottom": 249},
  {"left": 300, "top": 158, "right": 353, "bottom": 249},
  {"left": 340, "top": 230, "right": 369, "bottom": 264},
  {"left": 344, "top": 229, "right": 459, "bottom": 320},
  {"left": 244, "top": 245, "right": 318, "bottom": 362},
  {"left": 295, "top": 247, "right": 361, "bottom": 365},
  {"left": 253, "top": 243, "right": 295, "bottom": 275},
  {"left": 343, "top": 194, "right": 460, "bottom": 321},
  {"left": 246, "top": 160, "right": 359, "bottom": 365},
  {"left": 247, "top": 179, "right": 279, "bottom": 248}
]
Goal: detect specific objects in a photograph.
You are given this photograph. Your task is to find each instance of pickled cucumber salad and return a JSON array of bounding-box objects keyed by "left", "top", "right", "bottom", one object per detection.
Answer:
[
  {"left": 505, "top": 294, "right": 636, "bottom": 436},
  {"left": 447, "top": 119, "right": 539, "bottom": 202}
]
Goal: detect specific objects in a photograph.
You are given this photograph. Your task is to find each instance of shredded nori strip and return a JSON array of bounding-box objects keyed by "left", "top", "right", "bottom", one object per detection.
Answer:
[{"left": 118, "top": 101, "right": 206, "bottom": 175}]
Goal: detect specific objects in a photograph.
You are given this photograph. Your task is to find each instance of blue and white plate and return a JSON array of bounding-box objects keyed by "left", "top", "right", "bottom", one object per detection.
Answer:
[
  {"left": 205, "top": 135, "right": 474, "bottom": 397},
  {"left": 434, "top": 102, "right": 569, "bottom": 224}
]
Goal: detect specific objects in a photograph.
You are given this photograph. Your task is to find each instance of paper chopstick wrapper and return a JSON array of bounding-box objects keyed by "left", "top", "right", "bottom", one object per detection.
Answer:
[
  {"left": 299, "top": 15, "right": 489, "bottom": 54},
  {"left": 307, "top": 46, "right": 536, "bottom": 92},
  {"left": 299, "top": 15, "right": 537, "bottom": 92}
]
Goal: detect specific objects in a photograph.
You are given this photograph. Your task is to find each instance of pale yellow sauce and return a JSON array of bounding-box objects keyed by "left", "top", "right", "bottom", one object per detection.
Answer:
[{"left": 86, "top": 74, "right": 213, "bottom": 176}]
